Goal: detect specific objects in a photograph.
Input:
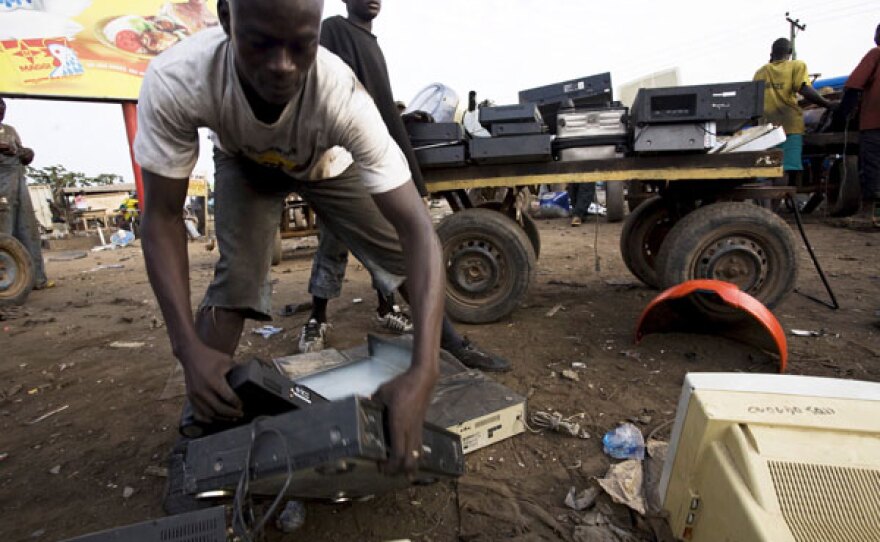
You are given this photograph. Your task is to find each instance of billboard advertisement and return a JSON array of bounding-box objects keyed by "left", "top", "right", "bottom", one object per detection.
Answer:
[{"left": 0, "top": 0, "right": 218, "bottom": 101}]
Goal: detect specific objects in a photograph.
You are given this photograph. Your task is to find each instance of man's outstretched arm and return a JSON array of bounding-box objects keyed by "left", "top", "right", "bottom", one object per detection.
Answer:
[
  {"left": 371, "top": 179, "right": 445, "bottom": 474},
  {"left": 140, "top": 170, "right": 242, "bottom": 421},
  {"left": 800, "top": 83, "right": 834, "bottom": 109}
]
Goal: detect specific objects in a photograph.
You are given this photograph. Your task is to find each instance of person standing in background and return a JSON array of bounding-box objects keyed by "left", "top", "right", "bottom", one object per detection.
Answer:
[
  {"left": 298, "top": 0, "right": 428, "bottom": 353},
  {"left": 0, "top": 97, "right": 51, "bottom": 292},
  {"left": 567, "top": 182, "right": 607, "bottom": 226},
  {"left": 753, "top": 38, "right": 835, "bottom": 197},
  {"left": 838, "top": 23, "right": 880, "bottom": 228},
  {"left": 294, "top": 0, "right": 510, "bottom": 372}
]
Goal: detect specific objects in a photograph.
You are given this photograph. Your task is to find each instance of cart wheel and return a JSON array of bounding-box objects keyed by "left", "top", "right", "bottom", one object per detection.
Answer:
[
  {"left": 656, "top": 202, "right": 798, "bottom": 309},
  {"left": 0, "top": 234, "right": 35, "bottom": 307},
  {"left": 271, "top": 229, "right": 283, "bottom": 266},
  {"left": 477, "top": 201, "right": 541, "bottom": 259},
  {"left": 626, "top": 181, "right": 650, "bottom": 213},
  {"left": 437, "top": 208, "right": 536, "bottom": 324},
  {"left": 827, "top": 155, "right": 862, "bottom": 217},
  {"left": 605, "top": 182, "right": 626, "bottom": 223},
  {"left": 620, "top": 197, "right": 677, "bottom": 289}
]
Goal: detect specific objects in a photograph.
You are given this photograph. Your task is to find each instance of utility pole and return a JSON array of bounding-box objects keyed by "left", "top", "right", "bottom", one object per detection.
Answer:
[{"left": 785, "top": 12, "right": 807, "bottom": 59}]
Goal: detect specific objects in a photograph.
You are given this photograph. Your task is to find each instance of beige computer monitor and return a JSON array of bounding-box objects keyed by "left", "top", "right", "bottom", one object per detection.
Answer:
[{"left": 662, "top": 373, "right": 880, "bottom": 542}]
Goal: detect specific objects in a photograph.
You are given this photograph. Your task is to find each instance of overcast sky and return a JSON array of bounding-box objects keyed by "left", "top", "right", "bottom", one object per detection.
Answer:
[{"left": 6, "top": 0, "right": 878, "bottom": 183}]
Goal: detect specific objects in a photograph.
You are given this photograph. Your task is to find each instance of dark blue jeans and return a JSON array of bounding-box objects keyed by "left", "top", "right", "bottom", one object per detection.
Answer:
[
  {"left": 567, "top": 182, "right": 596, "bottom": 219},
  {"left": 860, "top": 128, "right": 880, "bottom": 201}
]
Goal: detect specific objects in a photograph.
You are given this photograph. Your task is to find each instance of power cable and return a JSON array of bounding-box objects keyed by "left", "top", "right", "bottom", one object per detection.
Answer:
[{"left": 232, "top": 420, "right": 294, "bottom": 542}]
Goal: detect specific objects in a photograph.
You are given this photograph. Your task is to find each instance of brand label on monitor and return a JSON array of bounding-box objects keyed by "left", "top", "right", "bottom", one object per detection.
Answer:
[
  {"left": 747, "top": 405, "right": 837, "bottom": 417},
  {"left": 291, "top": 386, "right": 312, "bottom": 404}
]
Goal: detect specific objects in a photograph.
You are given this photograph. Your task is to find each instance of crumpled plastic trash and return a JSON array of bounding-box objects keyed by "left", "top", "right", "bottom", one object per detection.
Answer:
[
  {"left": 110, "top": 229, "right": 135, "bottom": 248},
  {"left": 586, "top": 202, "right": 607, "bottom": 216},
  {"left": 602, "top": 423, "right": 645, "bottom": 460},
  {"left": 597, "top": 459, "right": 647, "bottom": 516},
  {"left": 252, "top": 325, "right": 283, "bottom": 339},
  {"left": 565, "top": 486, "right": 600, "bottom": 511}
]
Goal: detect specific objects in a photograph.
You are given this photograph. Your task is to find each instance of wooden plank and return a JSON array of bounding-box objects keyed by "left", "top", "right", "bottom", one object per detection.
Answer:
[
  {"left": 424, "top": 150, "right": 784, "bottom": 192},
  {"left": 426, "top": 166, "right": 782, "bottom": 192}
]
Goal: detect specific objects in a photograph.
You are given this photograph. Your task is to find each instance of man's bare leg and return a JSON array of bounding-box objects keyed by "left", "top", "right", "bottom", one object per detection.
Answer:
[{"left": 194, "top": 306, "right": 245, "bottom": 356}]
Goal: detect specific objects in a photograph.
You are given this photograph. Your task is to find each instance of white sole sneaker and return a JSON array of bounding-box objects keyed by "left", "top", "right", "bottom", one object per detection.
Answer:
[
  {"left": 298, "top": 319, "right": 329, "bottom": 353},
  {"left": 375, "top": 307, "right": 414, "bottom": 334}
]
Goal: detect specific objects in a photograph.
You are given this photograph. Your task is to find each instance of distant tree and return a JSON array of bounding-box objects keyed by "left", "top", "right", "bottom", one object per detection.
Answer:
[
  {"left": 26, "top": 165, "right": 123, "bottom": 193},
  {"left": 93, "top": 173, "right": 125, "bottom": 186}
]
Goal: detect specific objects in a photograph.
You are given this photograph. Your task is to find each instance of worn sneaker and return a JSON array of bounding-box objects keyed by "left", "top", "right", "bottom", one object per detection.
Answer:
[
  {"left": 376, "top": 305, "right": 414, "bottom": 334},
  {"left": 299, "top": 319, "right": 329, "bottom": 353},
  {"left": 446, "top": 338, "right": 511, "bottom": 373},
  {"left": 570, "top": 216, "right": 583, "bottom": 227}
]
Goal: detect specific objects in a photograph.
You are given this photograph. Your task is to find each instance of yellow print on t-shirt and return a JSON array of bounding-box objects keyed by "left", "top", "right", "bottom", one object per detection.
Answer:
[{"left": 253, "top": 150, "right": 299, "bottom": 171}]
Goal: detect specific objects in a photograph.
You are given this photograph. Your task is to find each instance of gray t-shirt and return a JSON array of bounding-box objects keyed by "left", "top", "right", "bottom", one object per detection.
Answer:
[{"left": 134, "top": 27, "right": 410, "bottom": 194}]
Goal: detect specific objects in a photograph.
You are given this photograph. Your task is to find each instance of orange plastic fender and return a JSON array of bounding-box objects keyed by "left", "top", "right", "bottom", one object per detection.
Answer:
[{"left": 635, "top": 280, "right": 788, "bottom": 373}]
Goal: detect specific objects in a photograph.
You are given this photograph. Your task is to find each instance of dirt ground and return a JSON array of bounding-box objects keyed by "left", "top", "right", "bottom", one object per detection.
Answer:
[{"left": 1, "top": 213, "right": 878, "bottom": 542}]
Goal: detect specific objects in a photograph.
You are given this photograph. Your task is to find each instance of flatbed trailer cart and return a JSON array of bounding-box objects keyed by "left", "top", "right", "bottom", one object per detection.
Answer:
[{"left": 424, "top": 150, "right": 795, "bottom": 324}]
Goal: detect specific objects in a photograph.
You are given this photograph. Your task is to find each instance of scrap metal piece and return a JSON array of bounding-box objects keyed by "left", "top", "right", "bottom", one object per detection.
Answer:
[{"left": 635, "top": 279, "right": 788, "bottom": 372}]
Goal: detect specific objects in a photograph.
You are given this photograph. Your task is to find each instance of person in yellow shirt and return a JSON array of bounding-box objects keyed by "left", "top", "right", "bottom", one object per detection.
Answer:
[{"left": 753, "top": 38, "right": 834, "bottom": 188}]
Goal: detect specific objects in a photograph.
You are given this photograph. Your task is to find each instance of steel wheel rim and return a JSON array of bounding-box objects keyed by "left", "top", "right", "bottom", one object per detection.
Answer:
[
  {"left": 0, "top": 251, "right": 18, "bottom": 292},
  {"left": 695, "top": 235, "right": 768, "bottom": 294},
  {"left": 444, "top": 235, "right": 510, "bottom": 308}
]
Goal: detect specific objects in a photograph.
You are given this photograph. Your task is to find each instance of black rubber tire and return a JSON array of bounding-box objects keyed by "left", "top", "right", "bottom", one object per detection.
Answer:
[
  {"left": 827, "top": 155, "right": 862, "bottom": 217},
  {"left": 619, "top": 197, "right": 677, "bottom": 289},
  {"left": 656, "top": 202, "right": 798, "bottom": 309},
  {"left": 477, "top": 201, "right": 541, "bottom": 259},
  {"left": 0, "top": 234, "right": 35, "bottom": 307},
  {"left": 520, "top": 213, "right": 541, "bottom": 260},
  {"left": 626, "top": 181, "right": 649, "bottom": 213},
  {"left": 271, "top": 229, "right": 283, "bottom": 266},
  {"left": 437, "top": 208, "right": 536, "bottom": 324},
  {"left": 605, "top": 182, "right": 626, "bottom": 223}
]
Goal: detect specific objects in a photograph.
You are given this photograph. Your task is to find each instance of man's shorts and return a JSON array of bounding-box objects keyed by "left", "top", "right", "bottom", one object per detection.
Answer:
[
  {"left": 201, "top": 149, "right": 407, "bottom": 321},
  {"left": 777, "top": 134, "right": 804, "bottom": 172}
]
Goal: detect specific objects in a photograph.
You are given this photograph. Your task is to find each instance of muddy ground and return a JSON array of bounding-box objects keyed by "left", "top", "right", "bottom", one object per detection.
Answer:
[{"left": 1, "top": 213, "right": 878, "bottom": 542}]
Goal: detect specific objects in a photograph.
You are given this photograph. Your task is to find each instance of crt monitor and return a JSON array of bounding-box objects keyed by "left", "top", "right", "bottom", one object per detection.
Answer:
[{"left": 661, "top": 373, "right": 880, "bottom": 542}]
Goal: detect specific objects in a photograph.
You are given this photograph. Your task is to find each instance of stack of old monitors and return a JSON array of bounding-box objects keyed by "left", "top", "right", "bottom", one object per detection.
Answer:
[
  {"left": 519, "top": 72, "right": 614, "bottom": 134},
  {"left": 469, "top": 103, "right": 553, "bottom": 165},
  {"left": 630, "top": 81, "right": 765, "bottom": 153},
  {"left": 407, "top": 121, "right": 468, "bottom": 168},
  {"left": 554, "top": 100, "right": 630, "bottom": 163}
]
